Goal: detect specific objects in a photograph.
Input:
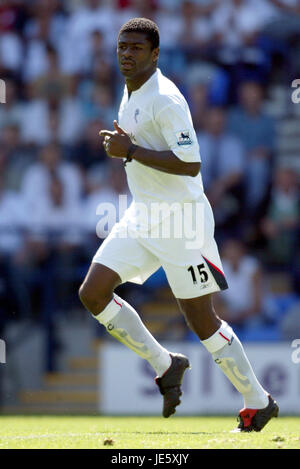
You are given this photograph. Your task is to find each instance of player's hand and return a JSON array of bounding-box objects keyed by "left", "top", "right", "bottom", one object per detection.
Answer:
[{"left": 99, "top": 120, "right": 132, "bottom": 158}]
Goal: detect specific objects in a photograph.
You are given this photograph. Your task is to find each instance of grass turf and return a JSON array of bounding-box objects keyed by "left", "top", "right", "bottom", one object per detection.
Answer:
[{"left": 0, "top": 415, "right": 299, "bottom": 449}]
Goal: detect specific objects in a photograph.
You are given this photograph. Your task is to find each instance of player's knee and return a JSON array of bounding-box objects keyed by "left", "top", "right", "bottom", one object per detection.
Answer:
[
  {"left": 183, "top": 310, "right": 213, "bottom": 340},
  {"left": 178, "top": 302, "right": 197, "bottom": 332},
  {"left": 78, "top": 282, "right": 93, "bottom": 309},
  {"left": 178, "top": 297, "right": 221, "bottom": 340},
  {"left": 78, "top": 282, "right": 111, "bottom": 315},
  {"left": 182, "top": 310, "right": 198, "bottom": 334}
]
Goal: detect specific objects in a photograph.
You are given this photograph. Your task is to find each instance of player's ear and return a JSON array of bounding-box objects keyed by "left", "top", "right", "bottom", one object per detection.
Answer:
[{"left": 152, "top": 47, "right": 159, "bottom": 64}]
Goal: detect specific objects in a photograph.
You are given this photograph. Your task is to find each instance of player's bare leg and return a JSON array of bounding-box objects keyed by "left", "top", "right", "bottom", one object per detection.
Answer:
[
  {"left": 79, "top": 263, "right": 172, "bottom": 376},
  {"left": 177, "top": 293, "right": 279, "bottom": 431},
  {"left": 177, "top": 294, "right": 221, "bottom": 340},
  {"left": 79, "top": 263, "right": 189, "bottom": 417},
  {"left": 79, "top": 263, "right": 122, "bottom": 315}
]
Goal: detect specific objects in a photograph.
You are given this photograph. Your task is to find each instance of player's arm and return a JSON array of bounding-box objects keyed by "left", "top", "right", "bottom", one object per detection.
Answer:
[
  {"left": 126, "top": 145, "right": 200, "bottom": 177},
  {"left": 100, "top": 119, "right": 200, "bottom": 177}
]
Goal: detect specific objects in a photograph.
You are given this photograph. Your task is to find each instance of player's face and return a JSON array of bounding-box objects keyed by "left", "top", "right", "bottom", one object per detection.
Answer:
[{"left": 117, "top": 32, "right": 158, "bottom": 80}]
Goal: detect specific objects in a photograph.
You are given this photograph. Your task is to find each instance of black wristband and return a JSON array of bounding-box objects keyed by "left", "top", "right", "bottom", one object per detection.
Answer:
[{"left": 124, "top": 143, "right": 136, "bottom": 165}]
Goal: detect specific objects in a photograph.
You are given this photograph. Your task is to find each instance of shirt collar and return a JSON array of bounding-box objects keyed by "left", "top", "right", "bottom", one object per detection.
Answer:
[{"left": 125, "top": 68, "right": 159, "bottom": 98}]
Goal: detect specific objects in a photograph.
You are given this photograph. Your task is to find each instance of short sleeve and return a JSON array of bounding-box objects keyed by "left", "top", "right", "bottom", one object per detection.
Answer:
[{"left": 155, "top": 102, "right": 201, "bottom": 163}]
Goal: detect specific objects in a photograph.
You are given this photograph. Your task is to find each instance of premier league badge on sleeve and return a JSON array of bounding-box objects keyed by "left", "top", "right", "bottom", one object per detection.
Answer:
[{"left": 176, "top": 130, "right": 192, "bottom": 146}]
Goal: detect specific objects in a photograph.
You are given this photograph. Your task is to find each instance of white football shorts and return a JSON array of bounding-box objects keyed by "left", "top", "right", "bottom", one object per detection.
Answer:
[{"left": 92, "top": 195, "right": 228, "bottom": 299}]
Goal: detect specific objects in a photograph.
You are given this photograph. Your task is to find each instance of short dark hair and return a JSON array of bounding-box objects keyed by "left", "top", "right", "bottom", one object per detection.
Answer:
[{"left": 118, "top": 18, "right": 160, "bottom": 50}]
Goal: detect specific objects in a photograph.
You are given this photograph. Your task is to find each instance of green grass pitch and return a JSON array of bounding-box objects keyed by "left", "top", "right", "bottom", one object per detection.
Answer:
[{"left": 0, "top": 415, "right": 299, "bottom": 449}]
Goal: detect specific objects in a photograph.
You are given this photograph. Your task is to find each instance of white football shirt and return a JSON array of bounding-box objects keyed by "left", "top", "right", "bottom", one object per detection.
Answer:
[{"left": 118, "top": 68, "right": 204, "bottom": 231}]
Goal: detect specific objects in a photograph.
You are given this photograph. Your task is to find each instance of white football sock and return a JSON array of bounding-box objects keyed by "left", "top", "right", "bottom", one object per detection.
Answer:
[
  {"left": 202, "top": 320, "right": 269, "bottom": 409},
  {"left": 94, "top": 293, "right": 172, "bottom": 377}
]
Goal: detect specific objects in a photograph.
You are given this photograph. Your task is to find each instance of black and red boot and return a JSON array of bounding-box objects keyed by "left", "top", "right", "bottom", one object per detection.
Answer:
[
  {"left": 234, "top": 394, "right": 279, "bottom": 432},
  {"left": 155, "top": 353, "right": 190, "bottom": 418}
]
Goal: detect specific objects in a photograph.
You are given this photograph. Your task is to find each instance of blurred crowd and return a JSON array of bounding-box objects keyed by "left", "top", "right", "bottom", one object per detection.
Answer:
[{"left": 0, "top": 0, "right": 300, "bottom": 348}]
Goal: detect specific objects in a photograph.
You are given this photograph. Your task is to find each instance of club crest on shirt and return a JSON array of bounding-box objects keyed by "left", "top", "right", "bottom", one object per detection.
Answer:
[
  {"left": 134, "top": 108, "right": 140, "bottom": 123},
  {"left": 175, "top": 130, "right": 192, "bottom": 146},
  {"left": 128, "top": 132, "right": 136, "bottom": 142}
]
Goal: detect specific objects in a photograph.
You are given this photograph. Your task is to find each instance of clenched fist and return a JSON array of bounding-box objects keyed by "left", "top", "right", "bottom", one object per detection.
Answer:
[{"left": 99, "top": 120, "right": 132, "bottom": 158}]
